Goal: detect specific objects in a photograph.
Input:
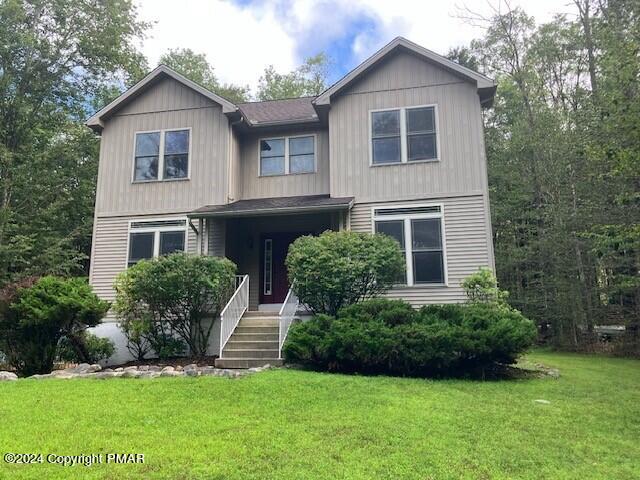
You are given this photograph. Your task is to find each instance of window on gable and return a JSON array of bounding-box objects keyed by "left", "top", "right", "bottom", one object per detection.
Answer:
[
  {"left": 134, "top": 132, "right": 160, "bottom": 181},
  {"left": 406, "top": 107, "right": 437, "bottom": 161},
  {"left": 134, "top": 129, "right": 190, "bottom": 182},
  {"left": 164, "top": 130, "right": 190, "bottom": 179},
  {"left": 127, "top": 219, "right": 187, "bottom": 267},
  {"left": 371, "top": 105, "right": 438, "bottom": 165},
  {"left": 260, "top": 135, "right": 316, "bottom": 176},
  {"left": 373, "top": 205, "right": 446, "bottom": 286},
  {"left": 371, "top": 110, "right": 401, "bottom": 164}
]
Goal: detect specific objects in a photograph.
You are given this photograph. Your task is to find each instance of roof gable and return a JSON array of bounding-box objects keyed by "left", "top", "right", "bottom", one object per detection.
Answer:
[
  {"left": 86, "top": 65, "right": 237, "bottom": 132},
  {"left": 314, "top": 37, "right": 496, "bottom": 107}
]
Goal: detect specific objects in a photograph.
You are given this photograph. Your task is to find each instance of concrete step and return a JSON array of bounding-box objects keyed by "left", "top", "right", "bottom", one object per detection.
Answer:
[
  {"left": 225, "top": 340, "right": 279, "bottom": 350},
  {"left": 238, "top": 318, "right": 279, "bottom": 327},
  {"left": 230, "top": 332, "right": 279, "bottom": 342},
  {"left": 222, "top": 348, "right": 280, "bottom": 359},
  {"left": 234, "top": 325, "right": 279, "bottom": 334},
  {"left": 215, "top": 358, "right": 282, "bottom": 369},
  {"left": 244, "top": 310, "right": 281, "bottom": 317}
]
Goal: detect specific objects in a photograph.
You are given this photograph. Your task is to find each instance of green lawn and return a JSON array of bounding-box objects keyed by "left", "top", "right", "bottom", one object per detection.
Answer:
[{"left": 0, "top": 351, "right": 638, "bottom": 480}]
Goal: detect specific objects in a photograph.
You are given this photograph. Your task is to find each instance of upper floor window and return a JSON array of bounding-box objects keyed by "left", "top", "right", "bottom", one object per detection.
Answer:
[
  {"left": 260, "top": 135, "right": 315, "bottom": 176},
  {"left": 373, "top": 204, "right": 446, "bottom": 286},
  {"left": 371, "top": 105, "right": 438, "bottom": 165},
  {"left": 134, "top": 129, "right": 190, "bottom": 182},
  {"left": 127, "top": 218, "right": 187, "bottom": 267}
]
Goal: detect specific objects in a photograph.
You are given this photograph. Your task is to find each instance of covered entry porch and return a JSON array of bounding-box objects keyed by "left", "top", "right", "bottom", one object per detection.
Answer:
[{"left": 189, "top": 194, "right": 353, "bottom": 311}]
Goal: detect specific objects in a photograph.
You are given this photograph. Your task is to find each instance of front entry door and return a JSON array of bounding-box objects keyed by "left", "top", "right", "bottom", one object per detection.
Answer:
[{"left": 260, "top": 232, "right": 305, "bottom": 304}]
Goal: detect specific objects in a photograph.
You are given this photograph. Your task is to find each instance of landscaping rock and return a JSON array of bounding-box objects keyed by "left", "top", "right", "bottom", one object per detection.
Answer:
[
  {"left": 70, "top": 363, "right": 91, "bottom": 374},
  {"left": 0, "top": 371, "right": 18, "bottom": 381},
  {"left": 3, "top": 362, "right": 274, "bottom": 382}
]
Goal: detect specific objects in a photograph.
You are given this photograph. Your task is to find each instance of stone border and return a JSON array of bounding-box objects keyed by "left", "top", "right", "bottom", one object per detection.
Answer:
[{"left": 0, "top": 363, "right": 273, "bottom": 381}]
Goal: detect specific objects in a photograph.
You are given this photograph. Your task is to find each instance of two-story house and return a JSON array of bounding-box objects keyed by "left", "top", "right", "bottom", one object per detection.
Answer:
[{"left": 86, "top": 37, "right": 496, "bottom": 366}]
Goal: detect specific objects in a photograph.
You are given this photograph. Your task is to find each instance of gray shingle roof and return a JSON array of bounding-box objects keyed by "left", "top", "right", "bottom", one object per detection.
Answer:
[
  {"left": 189, "top": 194, "right": 354, "bottom": 217},
  {"left": 238, "top": 97, "right": 318, "bottom": 126}
]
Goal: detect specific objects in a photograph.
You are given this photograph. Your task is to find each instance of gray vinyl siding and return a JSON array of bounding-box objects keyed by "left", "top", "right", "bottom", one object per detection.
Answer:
[
  {"left": 329, "top": 51, "right": 489, "bottom": 202},
  {"left": 89, "top": 214, "right": 197, "bottom": 314},
  {"left": 238, "top": 128, "right": 330, "bottom": 199},
  {"left": 207, "top": 218, "right": 226, "bottom": 257},
  {"left": 350, "top": 195, "right": 492, "bottom": 305},
  {"left": 95, "top": 77, "right": 230, "bottom": 217}
]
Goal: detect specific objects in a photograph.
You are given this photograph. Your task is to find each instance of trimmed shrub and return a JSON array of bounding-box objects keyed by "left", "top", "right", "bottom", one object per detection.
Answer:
[
  {"left": 286, "top": 231, "right": 405, "bottom": 316},
  {"left": 0, "top": 276, "right": 110, "bottom": 376},
  {"left": 114, "top": 252, "right": 237, "bottom": 358},
  {"left": 283, "top": 299, "right": 537, "bottom": 377}
]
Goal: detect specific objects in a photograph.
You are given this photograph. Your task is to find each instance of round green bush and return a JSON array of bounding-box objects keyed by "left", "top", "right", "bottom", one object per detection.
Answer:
[
  {"left": 283, "top": 299, "right": 537, "bottom": 377},
  {"left": 286, "top": 231, "right": 405, "bottom": 316}
]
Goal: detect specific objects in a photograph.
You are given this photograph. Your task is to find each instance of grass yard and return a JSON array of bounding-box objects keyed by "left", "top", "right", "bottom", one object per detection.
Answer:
[{"left": 0, "top": 351, "right": 638, "bottom": 480}]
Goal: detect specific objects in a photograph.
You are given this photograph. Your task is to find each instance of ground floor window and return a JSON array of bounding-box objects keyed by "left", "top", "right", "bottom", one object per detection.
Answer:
[
  {"left": 127, "top": 218, "right": 187, "bottom": 267},
  {"left": 373, "top": 204, "right": 446, "bottom": 286}
]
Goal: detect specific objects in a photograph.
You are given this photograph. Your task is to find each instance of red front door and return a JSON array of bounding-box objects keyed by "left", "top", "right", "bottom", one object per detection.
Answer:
[{"left": 260, "top": 232, "right": 305, "bottom": 304}]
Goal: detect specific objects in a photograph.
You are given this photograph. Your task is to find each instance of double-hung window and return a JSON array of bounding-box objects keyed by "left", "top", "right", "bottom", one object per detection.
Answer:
[
  {"left": 373, "top": 204, "right": 446, "bottom": 286},
  {"left": 127, "top": 219, "right": 187, "bottom": 267},
  {"left": 134, "top": 129, "right": 190, "bottom": 182},
  {"left": 371, "top": 105, "right": 438, "bottom": 165},
  {"left": 260, "top": 135, "right": 315, "bottom": 176}
]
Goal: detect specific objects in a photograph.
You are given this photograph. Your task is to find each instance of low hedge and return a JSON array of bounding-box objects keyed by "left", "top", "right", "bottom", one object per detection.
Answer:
[{"left": 283, "top": 299, "right": 536, "bottom": 377}]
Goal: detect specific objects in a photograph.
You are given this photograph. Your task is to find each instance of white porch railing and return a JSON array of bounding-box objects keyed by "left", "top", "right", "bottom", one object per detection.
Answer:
[
  {"left": 219, "top": 275, "right": 249, "bottom": 357},
  {"left": 278, "top": 283, "right": 299, "bottom": 359}
]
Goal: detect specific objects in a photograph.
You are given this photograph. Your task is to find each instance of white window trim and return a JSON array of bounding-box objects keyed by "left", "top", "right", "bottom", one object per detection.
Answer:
[
  {"left": 371, "top": 203, "right": 448, "bottom": 287},
  {"left": 125, "top": 216, "right": 188, "bottom": 268},
  {"left": 132, "top": 127, "right": 192, "bottom": 183},
  {"left": 369, "top": 104, "right": 440, "bottom": 166},
  {"left": 258, "top": 133, "right": 317, "bottom": 177}
]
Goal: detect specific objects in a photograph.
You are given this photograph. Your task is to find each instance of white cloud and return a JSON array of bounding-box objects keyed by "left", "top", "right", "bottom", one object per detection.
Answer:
[
  {"left": 136, "top": 0, "right": 297, "bottom": 89},
  {"left": 136, "top": 0, "right": 577, "bottom": 92}
]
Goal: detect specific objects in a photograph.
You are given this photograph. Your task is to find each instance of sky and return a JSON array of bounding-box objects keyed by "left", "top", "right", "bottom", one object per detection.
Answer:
[{"left": 135, "top": 0, "right": 577, "bottom": 93}]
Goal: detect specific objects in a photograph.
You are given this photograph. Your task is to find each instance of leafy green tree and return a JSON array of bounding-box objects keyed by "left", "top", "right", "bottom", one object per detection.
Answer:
[
  {"left": 0, "top": 0, "right": 149, "bottom": 285},
  {"left": 459, "top": 1, "right": 639, "bottom": 350},
  {"left": 114, "top": 253, "right": 237, "bottom": 357},
  {"left": 160, "top": 48, "right": 250, "bottom": 103},
  {"left": 257, "top": 53, "right": 330, "bottom": 100},
  {"left": 286, "top": 231, "right": 405, "bottom": 316},
  {"left": 0, "top": 276, "right": 110, "bottom": 376}
]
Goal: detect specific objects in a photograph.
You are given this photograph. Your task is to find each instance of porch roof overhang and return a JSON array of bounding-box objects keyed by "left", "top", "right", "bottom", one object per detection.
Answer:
[{"left": 188, "top": 194, "right": 354, "bottom": 218}]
